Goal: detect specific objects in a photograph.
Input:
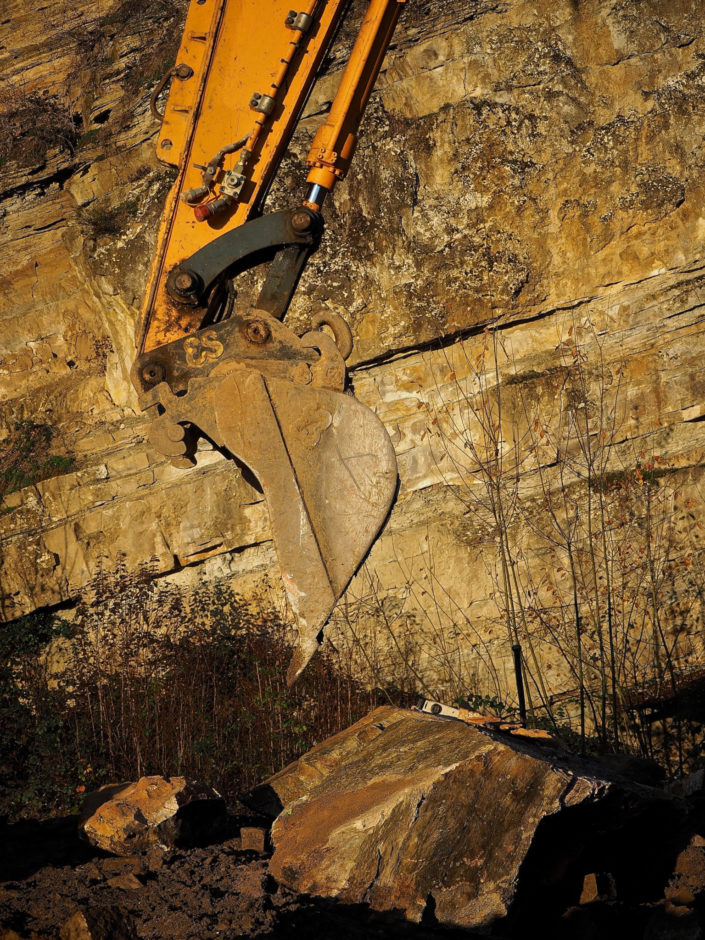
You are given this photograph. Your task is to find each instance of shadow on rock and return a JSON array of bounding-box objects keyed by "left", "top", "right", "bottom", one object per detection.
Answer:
[{"left": 257, "top": 898, "right": 489, "bottom": 939}]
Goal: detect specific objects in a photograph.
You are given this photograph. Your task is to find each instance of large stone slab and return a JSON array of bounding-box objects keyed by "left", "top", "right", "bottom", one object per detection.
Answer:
[{"left": 247, "top": 707, "right": 680, "bottom": 931}]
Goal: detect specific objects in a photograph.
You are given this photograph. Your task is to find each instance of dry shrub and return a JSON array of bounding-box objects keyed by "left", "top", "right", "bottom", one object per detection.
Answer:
[
  {"left": 0, "top": 88, "right": 80, "bottom": 168},
  {"left": 0, "top": 561, "right": 405, "bottom": 820}
]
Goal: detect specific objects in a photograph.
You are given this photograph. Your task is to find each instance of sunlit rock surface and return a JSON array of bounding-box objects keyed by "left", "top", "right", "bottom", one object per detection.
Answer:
[
  {"left": 2, "top": 0, "right": 705, "bottom": 706},
  {"left": 246, "top": 706, "right": 681, "bottom": 931},
  {"left": 78, "top": 776, "right": 226, "bottom": 856}
]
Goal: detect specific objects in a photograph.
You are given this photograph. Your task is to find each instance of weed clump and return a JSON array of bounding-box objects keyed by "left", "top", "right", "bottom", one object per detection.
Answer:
[
  {"left": 0, "top": 90, "right": 81, "bottom": 168},
  {"left": 80, "top": 196, "right": 139, "bottom": 238},
  {"left": 0, "top": 421, "right": 75, "bottom": 502}
]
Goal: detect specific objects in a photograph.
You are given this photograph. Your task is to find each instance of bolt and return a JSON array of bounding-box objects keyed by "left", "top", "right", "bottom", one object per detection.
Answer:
[
  {"left": 174, "top": 64, "right": 194, "bottom": 80},
  {"left": 142, "top": 362, "right": 166, "bottom": 385},
  {"left": 245, "top": 319, "right": 271, "bottom": 345},
  {"left": 174, "top": 272, "right": 195, "bottom": 292},
  {"left": 291, "top": 210, "right": 312, "bottom": 233}
]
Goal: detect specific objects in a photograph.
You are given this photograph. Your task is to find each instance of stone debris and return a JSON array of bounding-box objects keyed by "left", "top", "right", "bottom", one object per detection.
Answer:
[
  {"left": 104, "top": 872, "right": 143, "bottom": 891},
  {"left": 58, "top": 905, "right": 139, "bottom": 940},
  {"left": 246, "top": 706, "right": 683, "bottom": 933},
  {"left": 579, "top": 872, "right": 617, "bottom": 905},
  {"left": 78, "top": 776, "right": 226, "bottom": 856},
  {"left": 4, "top": 707, "right": 705, "bottom": 937},
  {"left": 240, "top": 827, "right": 268, "bottom": 854},
  {"left": 665, "top": 836, "right": 705, "bottom": 908}
]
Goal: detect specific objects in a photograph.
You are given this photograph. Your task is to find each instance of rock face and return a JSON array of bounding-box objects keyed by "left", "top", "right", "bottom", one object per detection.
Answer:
[
  {"left": 78, "top": 776, "right": 226, "bottom": 856},
  {"left": 247, "top": 706, "right": 681, "bottom": 931},
  {"left": 3, "top": 0, "right": 705, "bottom": 714}
]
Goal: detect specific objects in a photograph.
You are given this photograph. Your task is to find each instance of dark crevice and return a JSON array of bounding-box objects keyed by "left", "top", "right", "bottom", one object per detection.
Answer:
[
  {"left": 0, "top": 163, "right": 83, "bottom": 204},
  {"left": 363, "top": 849, "right": 384, "bottom": 903},
  {"left": 420, "top": 892, "right": 437, "bottom": 926},
  {"left": 350, "top": 296, "right": 597, "bottom": 374}
]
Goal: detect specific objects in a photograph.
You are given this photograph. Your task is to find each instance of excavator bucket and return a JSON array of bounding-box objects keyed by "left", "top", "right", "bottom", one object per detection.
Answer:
[{"left": 133, "top": 305, "right": 397, "bottom": 683}]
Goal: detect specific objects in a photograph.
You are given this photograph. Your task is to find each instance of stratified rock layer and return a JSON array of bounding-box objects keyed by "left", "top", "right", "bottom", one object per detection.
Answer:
[{"left": 3, "top": 0, "right": 705, "bottom": 708}]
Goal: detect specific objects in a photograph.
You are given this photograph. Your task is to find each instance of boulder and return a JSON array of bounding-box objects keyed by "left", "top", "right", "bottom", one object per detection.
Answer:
[
  {"left": 59, "top": 906, "right": 138, "bottom": 940},
  {"left": 665, "top": 835, "right": 705, "bottom": 907},
  {"left": 79, "top": 776, "right": 226, "bottom": 856},
  {"left": 245, "top": 707, "right": 683, "bottom": 933}
]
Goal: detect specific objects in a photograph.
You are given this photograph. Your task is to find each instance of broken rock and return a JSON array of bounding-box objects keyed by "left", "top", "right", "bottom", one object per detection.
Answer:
[
  {"left": 240, "top": 827, "right": 268, "bottom": 854},
  {"left": 59, "top": 906, "right": 138, "bottom": 940},
  {"left": 249, "top": 706, "right": 681, "bottom": 932},
  {"left": 79, "top": 776, "right": 226, "bottom": 856},
  {"left": 665, "top": 835, "right": 705, "bottom": 907}
]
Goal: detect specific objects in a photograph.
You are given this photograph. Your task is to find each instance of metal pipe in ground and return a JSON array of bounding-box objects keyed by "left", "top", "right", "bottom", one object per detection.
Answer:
[{"left": 512, "top": 643, "right": 527, "bottom": 725}]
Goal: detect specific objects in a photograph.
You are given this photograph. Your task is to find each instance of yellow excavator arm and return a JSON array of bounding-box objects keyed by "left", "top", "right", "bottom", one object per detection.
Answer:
[{"left": 132, "top": 0, "right": 405, "bottom": 683}]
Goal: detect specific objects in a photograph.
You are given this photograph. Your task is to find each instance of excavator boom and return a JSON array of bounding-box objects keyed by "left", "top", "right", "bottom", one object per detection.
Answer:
[
  {"left": 132, "top": 0, "right": 404, "bottom": 682},
  {"left": 139, "top": 0, "right": 350, "bottom": 352}
]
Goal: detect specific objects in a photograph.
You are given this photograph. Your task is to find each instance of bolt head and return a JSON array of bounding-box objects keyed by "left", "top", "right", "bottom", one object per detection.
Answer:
[
  {"left": 245, "top": 319, "right": 271, "bottom": 345},
  {"left": 291, "top": 211, "right": 312, "bottom": 233},
  {"left": 174, "top": 272, "right": 195, "bottom": 292},
  {"left": 142, "top": 362, "right": 166, "bottom": 385}
]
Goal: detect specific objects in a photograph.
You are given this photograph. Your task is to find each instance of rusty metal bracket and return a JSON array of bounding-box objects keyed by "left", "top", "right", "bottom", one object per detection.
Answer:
[
  {"left": 133, "top": 307, "right": 330, "bottom": 396},
  {"left": 165, "top": 207, "right": 323, "bottom": 319}
]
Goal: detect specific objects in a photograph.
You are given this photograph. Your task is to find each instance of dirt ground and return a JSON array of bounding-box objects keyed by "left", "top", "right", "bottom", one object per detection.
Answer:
[{"left": 0, "top": 813, "right": 478, "bottom": 939}]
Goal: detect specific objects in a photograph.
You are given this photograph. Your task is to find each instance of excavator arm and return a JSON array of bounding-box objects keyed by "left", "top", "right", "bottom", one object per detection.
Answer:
[{"left": 131, "top": 0, "right": 404, "bottom": 683}]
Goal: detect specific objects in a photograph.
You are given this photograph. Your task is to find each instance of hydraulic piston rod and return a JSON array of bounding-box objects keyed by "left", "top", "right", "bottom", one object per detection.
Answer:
[{"left": 304, "top": 0, "right": 406, "bottom": 208}]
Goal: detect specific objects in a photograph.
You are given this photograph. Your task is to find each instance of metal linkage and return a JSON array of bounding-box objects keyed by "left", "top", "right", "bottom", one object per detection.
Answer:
[{"left": 163, "top": 207, "right": 323, "bottom": 319}]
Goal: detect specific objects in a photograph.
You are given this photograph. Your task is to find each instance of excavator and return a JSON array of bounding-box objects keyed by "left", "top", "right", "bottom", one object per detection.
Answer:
[{"left": 131, "top": 0, "right": 404, "bottom": 684}]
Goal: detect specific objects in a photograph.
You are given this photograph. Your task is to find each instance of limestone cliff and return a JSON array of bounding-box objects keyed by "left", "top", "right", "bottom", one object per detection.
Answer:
[{"left": 2, "top": 0, "right": 705, "bottom": 720}]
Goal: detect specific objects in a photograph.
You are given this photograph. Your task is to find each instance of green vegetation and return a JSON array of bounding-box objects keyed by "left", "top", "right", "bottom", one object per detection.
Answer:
[
  {"left": 0, "top": 565, "right": 406, "bottom": 821},
  {"left": 77, "top": 128, "right": 100, "bottom": 148},
  {"left": 0, "top": 421, "right": 75, "bottom": 502},
  {"left": 0, "top": 611, "right": 76, "bottom": 816}
]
